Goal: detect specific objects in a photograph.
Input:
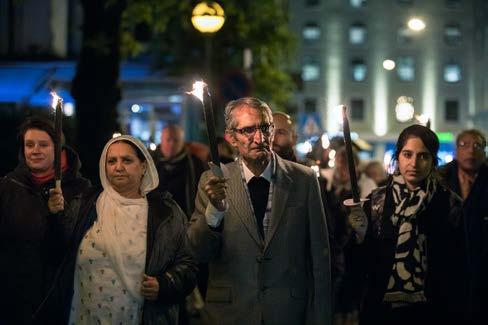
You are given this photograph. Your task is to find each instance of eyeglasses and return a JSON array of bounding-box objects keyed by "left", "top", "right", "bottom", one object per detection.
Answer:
[
  {"left": 457, "top": 141, "right": 485, "bottom": 152},
  {"left": 232, "top": 123, "right": 274, "bottom": 137}
]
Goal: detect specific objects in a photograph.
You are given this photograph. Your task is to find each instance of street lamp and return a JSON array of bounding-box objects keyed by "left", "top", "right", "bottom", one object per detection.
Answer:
[
  {"left": 191, "top": 2, "right": 225, "bottom": 33},
  {"left": 191, "top": 2, "right": 226, "bottom": 78},
  {"left": 407, "top": 17, "right": 426, "bottom": 31},
  {"left": 382, "top": 59, "right": 396, "bottom": 71},
  {"left": 395, "top": 95, "right": 431, "bottom": 128}
]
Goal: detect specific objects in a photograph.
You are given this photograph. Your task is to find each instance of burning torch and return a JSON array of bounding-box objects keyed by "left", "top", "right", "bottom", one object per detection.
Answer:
[
  {"left": 187, "top": 81, "right": 224, "bottom": 178},
  {"left": 50, "top": 91, "right": 63, "bottom": 192},
  {"left": 341, "top": 105, "right": 367, "bottom": 207}
]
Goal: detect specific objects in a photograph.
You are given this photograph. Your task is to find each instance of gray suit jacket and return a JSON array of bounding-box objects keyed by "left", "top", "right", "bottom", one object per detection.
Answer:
[{"left": 188, "top": 155, "right": 332, "bottom": 325}]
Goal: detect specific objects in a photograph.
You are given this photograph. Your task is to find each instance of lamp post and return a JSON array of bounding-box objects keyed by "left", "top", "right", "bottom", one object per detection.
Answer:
[{"left": 191, "top": 2, "right": 226, "bottom": 79}]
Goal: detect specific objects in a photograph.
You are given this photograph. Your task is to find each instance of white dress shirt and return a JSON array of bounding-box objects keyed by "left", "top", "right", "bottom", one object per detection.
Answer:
[{"left": 205, "top": 158, "right": 272, "bottom": 227}]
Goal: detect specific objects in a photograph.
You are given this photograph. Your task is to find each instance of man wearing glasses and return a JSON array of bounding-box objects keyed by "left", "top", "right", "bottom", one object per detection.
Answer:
[
  {"left": 188, "top": 97, "right": 332, "bottom": 325},
  {"left": 439, "top": 129, "right": 487, "bottom": 321}
]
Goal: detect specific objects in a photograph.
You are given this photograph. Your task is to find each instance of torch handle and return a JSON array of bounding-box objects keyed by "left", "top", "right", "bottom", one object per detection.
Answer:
[
  {"left": 55, "top": 180, "right": 62, "bottom": 192},
  {"left": 202, "top": 86, "right": 221, "bottom": 169},
  {"left": 54, "top": 99, "right": 63, "bottom": 187},
  {"left": 342, "top": 105, "right": 360, "bottom": 204}
]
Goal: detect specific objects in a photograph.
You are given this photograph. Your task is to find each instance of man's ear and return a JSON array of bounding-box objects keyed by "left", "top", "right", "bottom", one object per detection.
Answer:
[{"left": 224, "top": 132, "right": 237, "bottom": 147}]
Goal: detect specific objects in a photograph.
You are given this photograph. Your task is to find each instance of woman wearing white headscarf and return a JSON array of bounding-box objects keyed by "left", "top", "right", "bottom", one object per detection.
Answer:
[{"left": 38, "top": 135, "right": 197, "bottom": 325}]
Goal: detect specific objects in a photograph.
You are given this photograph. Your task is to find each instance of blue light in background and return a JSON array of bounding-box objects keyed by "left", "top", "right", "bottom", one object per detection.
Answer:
[
  {"left": 170, "top": 103, "right": 181, "bottom": 115},
  {"left": 0, "top": 66, "right": 47, "bottom": 103},
  {"left": 169, "top": 95, "right": 182, "bottom": 103},
  {"left": 29, "top": 88, "right": 74, "bottom": 108},
  {"left": 131, "top": 104, "right": 142, "bottom": 113},
  {"left": 120, "top": 64, "right": 152, "bottom": 80},
  {"left": 0, "top": 61, "right": 156, "bottom": 105}
]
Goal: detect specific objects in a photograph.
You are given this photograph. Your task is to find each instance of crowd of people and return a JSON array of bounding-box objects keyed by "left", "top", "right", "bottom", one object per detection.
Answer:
[{"left": 0, "top": 97, "right": 486, "bottom": 325}]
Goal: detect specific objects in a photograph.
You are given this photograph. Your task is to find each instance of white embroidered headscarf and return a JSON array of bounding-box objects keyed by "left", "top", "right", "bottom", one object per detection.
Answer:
[{"left": 95, "top": 135, "right": 158, "bottom": 303}]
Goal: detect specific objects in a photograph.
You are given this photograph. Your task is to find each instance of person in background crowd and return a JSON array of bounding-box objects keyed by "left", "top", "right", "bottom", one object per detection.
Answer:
[
  {"left": 439, "top": 129, "right": 487, "bottom": 323},
  {"left": 152, "top": 125, "right": 210, "bottom": 323},
  {"left": 152, "top": 125, "right": 210, "bottom": 324},
  {"left": 271, "top": 111, "right": 298, "bottom": 162},
  {"left": 186, "top": 141, "right": 210, "bottom": 166},
  {"left": 188, "top": 97, "right": 332, "bottom": 325},
  {"left": 152, "top": 124, "right": 206, "bottom": 218},
  {"left": 347, "top": 125, "right": 467, "bottom": 324},
  {"left": 320, "top": 146, "right": 376, "bottom": 325},
  {"left": 39, "top": 135, "right": 197, "bottom": 325},
  {"left": 364, "top": 160, "right": 389, "bottom": 187},
  {"left": 329, "top": 147, "right": 377, "bottom": 199},
  {"left": 217, "top": 135, "right": 236, "bottom": 164},
  {"left": 0, "top": 116, "right": 90, "bottom": 324}
]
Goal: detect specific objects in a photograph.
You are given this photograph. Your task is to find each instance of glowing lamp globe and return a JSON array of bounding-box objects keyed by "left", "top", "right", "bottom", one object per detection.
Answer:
[
  {"left": 407, "top": 18, "right": 426, "bottom": 32},
  {"left": 395, "top": 96, "right": 415, "bottom": 122},
  {"left": 192, "top": 2, "right": 226, "bottom": 34}
]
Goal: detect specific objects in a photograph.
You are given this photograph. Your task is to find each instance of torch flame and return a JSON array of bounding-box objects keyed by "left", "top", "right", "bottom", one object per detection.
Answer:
[
  {"left": 187, "top": 81, "right": 206, "bottom": 102},
  {"left": 50, "top": 91, "right": 63, "bottom": 110}
]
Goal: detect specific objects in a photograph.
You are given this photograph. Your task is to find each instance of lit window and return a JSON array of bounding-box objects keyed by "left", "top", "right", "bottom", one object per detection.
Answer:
[
  {"left": 303, "top": 23, "right": 321, "bottom": 41},
  {"left": 350, "top": 98, "right": 365, "bottom": 120},
  {"left": 350, "top": 0, "right": 367, "bottom": 7},
  {"left": 444, "top": 24, "right": 461, "bottom": 46},
  {"left": 444, "top": 64, "right": 461, "bottom": 82},
  {"left": 397, "top": 57, "right": 415, "bottom": 81},
  {"left": 302, "top": 63, "right": 320, "bottom": 81},
  {"left": 445, "top": 100, "right": 459, "bottom": 121},
  {"left": 351, "top": 59, "right": 367, "bottom": 81},
  {"left": 397, "top": 25, "right": 414, "bottom": 44},
  {"left": 349, "top": 23, "right": 367, "bottom": 44}
]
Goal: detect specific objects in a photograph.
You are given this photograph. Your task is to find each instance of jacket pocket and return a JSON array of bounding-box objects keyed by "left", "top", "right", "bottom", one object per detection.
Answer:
[{"left": 206, "top": 286, "right": 232, "bottom": 303}]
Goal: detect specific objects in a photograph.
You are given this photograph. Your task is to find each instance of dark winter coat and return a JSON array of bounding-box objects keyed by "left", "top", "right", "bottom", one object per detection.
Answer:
[
  {"left": 37, "top": 188, "right": 197, "bottom": 325},
  {"left": 152, "top": 148, "right": 206, "bottom": 218},
  {"left": 439, "top": 160, "right": 488, "bottom": 320},
  {"left": 345, "top": 182, "right": 468, "bottom": 324},
  {"left": 0, "top": 146, "right": 91, "bottom": 325}
]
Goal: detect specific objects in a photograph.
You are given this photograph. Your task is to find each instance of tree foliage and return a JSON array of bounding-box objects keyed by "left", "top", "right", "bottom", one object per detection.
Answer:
[
  {"left": 74, "top": 0, "right": 295, "bottom": 180},
  {"left": 121, "top": 0, "right": 296, "bottom": 109}
]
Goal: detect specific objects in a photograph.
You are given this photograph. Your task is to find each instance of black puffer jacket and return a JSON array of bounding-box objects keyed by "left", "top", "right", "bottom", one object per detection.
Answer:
[
  {"left": 37, "top": 188, "right": 197, "bottom": 325},
  {"left": 152, "top": 147, "right": 206, "bottom": 218},
  {"left": 0, "top": 146, "right": 91, "bottom": 325}
]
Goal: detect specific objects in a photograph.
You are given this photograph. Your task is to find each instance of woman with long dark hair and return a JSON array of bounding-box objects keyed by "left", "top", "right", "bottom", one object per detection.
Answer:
[{"left": 346, "top": 124, "right": 468, "bottom": 324}]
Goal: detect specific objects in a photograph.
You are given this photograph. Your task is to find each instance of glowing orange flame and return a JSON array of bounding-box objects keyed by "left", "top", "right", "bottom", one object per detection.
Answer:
[{"left": 187, "top": 81, "right": 206, "bottom": 102}]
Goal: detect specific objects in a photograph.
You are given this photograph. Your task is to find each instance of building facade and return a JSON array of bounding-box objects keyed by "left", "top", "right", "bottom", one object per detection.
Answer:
[{"left": 288, "top": 0, "right": 488, "bottom": 159}]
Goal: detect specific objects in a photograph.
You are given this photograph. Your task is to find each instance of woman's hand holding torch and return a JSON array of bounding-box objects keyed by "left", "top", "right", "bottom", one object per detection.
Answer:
[{"left": 48, "top": 188, "right": 64, "bottom": 214}]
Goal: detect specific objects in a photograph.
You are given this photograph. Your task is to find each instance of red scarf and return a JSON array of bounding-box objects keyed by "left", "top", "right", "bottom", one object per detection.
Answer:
[{"left": 31, "top": 150, "right": 69, "bottom": 186}]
